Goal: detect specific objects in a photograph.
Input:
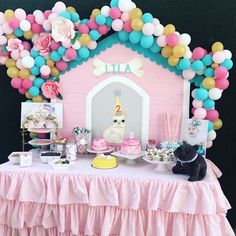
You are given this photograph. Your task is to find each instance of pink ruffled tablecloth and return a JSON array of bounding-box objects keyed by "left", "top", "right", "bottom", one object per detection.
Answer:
[{"left": 0, "top": 154, "right": 234, "bottom": 236}]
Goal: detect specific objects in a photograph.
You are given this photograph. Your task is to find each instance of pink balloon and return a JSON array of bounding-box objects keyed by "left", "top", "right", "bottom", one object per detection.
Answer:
[
  {"left": 40, "top": 65, "right": 51, "bottom": 76},
  {"left": 62, "top": 39, "right": 71, "bottom": 48},
  {"left": 65, "top": 48, "right": 77, "bottom": 60},
  {"left": 26, "top": 14, "right": 35, "bottom": 24},
  {"left": 0, "top": 36, "right": 7, "bottom": 45},
  {"left": 31, "top": 23, "right": 43, "bottom": 33},
  {"left": 109, "top": 7, "right": 121, "bottom": 19},
  {"left": 215, "top": 78, "right": 229, "bottom": 90},
  {"left": 87, "top": 41, "right": 97, "bottom": 50},
  {"left": 22, "top": 79, "right": 33, "bottom": 89},
  {"left": 206, "top": 109, "right": 219, "bottom": 122},
  {"left": 16, "top": 59, "right": 23, "bottom": 69},
  {"left": 18, "top": 87, "right": 27, "bottom": 94},
  {"left": 156, "top": 35, "right": 167, "bottom": 47},
  {"left": 41, "top": 74, "right": 50, "bottom": 79},
  {"left": 44, "top": 10, "right": 52, "bottom": 19},
  {"left": 0, "top": 12, "right": 6, "bottom": 24},
  {"left": 56, "top": 60, "right": 68, "bottom": 71},
  {"left": 9, "top": 18, "right": 20, "bottom": 29},
  {"left": 87, "top": 18, "right": 98, "bottom": 30},
  {"left": 22, "top": 41, "right": 31, "bottom": 50},
  {"left": 11, "top": 51, "right": 20, "bottom": 60},
  {"left": 42, "top": 20, "right": 51, "bottom": 31},
  {"left": 35, "top": 13, "right": 45, "bottom": 24},
  {"left": 214, "top": 66, "right": 228, "bottom": 80},
  {"left": 123, "top": 20, "right": 132, "bottom": 32},
  {"left": 98, "top": 25, "right": 109, "bottom": 35},
  {"left": 20, "top": 50, "right": 30, "bottom": 57},
  {"left": 142, "top": 23, "right": 155, "bottom": 36},
  {"left": 2, "top": 23, "right": 13, "bottom": 34},
  {"left": 121, "top": 12, "right": 129, "bottom": 22},
  {"left": 78, "top": 24, "right": 89, "bottom": 34},
  {"left": 192, "top": 99, "right": 203, "bottom": 108},
  {"left": 182, "top": 69, "right": 196, "bottom": 80},
  {"left": 51, "top": 40, "right": 61, "bottom": 51},
  {"left": 112, "top": 19, "right": 123, "bottom": 31},
  {"left": 192, "top": 47, "right": 206, "bottom": 60},
  {"left": 191, "top": 88, "right": 197, "bottom": 98},
  {"left": 11, "top": 78, "right": 22, "bottom": 89},
  {"left": 191, "top": 107, "right": 196, "bottom": 115},
  {"left": 166, "top": 33, "right": 179, "bottom": 47},
  {"left": 206, "top": 140, "right": 213, "bottom": 148},
  {"left": 194, "top": 108, "right": 207, "bottom": 119}
]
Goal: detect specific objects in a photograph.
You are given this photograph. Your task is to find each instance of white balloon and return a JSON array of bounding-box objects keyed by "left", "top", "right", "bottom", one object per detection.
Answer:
[
  {"left": 175, "top": 31, "right": 180, "bottom": 36},
  {"left": 22, "top": 56, "right": 35, "bottom": 68},
  {"left": 33, "top": 10, "right": 43, "bottom": 16},
  {"left": 154, "top": 24, "right": 164, "bottom": 36},
  {"left": 179, "top": 33, "right": 191, "bottom": 46},
  {"left": 208, "top": 130, "right": 217, "bottom": 141},
  {"left": 184, "top": 50, "right": 192, "bottom": 59},
  {"left": 119, "top": 0, "right": 136, "bottom": 12},
  {"left": 29, "top": 75, "right": 36, "bottom": 81},
  {"left": 213, "top": 51, "right": 225, "bottom": 64},
  {"left": 196, "top": 68, "right": 205, "bottom": 75},
  {"left": 101, "top": 6, "right": 110, "bottom": 17},
  {"left": 32, "top": 33, "right": 39, "bottom": 43},
  {"left": 130, "top": 2, "right": 136, "bottom": 10},
  {"left": 20, "top": 20, "right": 31, "bottom": 32},
  {"left": 223, "top": 49, "right": 232, "bottom": 59},
  {"left": 208, "top": 88, "right": 222, "bottom": 100},
  {"left": 182, "top": 68, "right": 196, "bottom": 80},
  {"left": 15, "top": 9, "right": 26, "bottom": 21}
]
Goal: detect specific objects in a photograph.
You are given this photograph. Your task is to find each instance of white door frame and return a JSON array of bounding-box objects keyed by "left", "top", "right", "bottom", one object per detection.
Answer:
[{"left": 86, "top": 76, "right": 150, "bottom": 149}]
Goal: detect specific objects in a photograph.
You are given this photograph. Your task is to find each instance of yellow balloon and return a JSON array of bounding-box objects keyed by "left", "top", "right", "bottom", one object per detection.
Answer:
[
  {"left": 211, "top": 63, "right": 218, "bottom": 69},
  {"left": 131, "top": 18, "right": 144, "bottom": 31},
  {"left": 30, "top": 132, "right": 37, "bottom": 138},
  {"left": 7, "top": 67, "right": 19, "bottom": 78},
  {"left": 6, "top": 34, "right": 16, "bottom": 39},
  {"left": 91, "top": 9, "right": 101, "bottom": 18},
  {"left": 161, "top": 46, "right": 173, "bottom": 58},
  {"left": 46, "top": 59, "right": 55, "bottom": 67},
  {"left": 168, "top": 55, "right": 179, "bottom": 66},
  {"left": 212, "top": 42, "right": 224, "bottom": 52},
  {"left": 25, "top": 91, "right": 33, "bottom": 99},
  {"left": 164, "top": 24, "right": 175, "bottom": 36},
  {"left": 213, "top": 119, "right": 223, "bottom": 130},
  {"left": 19, "top": 68, "right": 30, "bottom": 79},
  {"left": 173, "top": 44, "right": 186, "bottom": 58},
  {"left": 202, "top": 77, "right": 215, "bottom": 89},
  {"left": 129, "top": 8, "right": 143, "bottom": 20},
  {"left": 50, "top": 67, "right": 59, "bottom": 77},
  {"left": 79, "top": 34, "right": 91, "bottom": 46},
  {"left": 4, "top": 9, "right": 14, "bottom": 20},
  {"left": 67, "top": 7, "right": 76, "bottom": 13},
  {"left": 32, "top": 95, "right": 44, "bottom": 102},
  {"left": 24, "top": 31, "right": 33, "bottom": 40},
  {"left": 6, "top": 59, "right": 16, "bottom": 68}
]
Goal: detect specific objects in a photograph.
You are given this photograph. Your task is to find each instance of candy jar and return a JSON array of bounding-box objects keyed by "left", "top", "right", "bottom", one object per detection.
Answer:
[
  {"left": 73, "top": 127, "right": 91, "bottom": 154},
  {"left": 65, "top": 143, "right": 77, "bottom": 161}
]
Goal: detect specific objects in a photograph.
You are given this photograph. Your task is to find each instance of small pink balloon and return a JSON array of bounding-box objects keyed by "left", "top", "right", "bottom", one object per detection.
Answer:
[
  {"left": 0, "top": 36, "right": 7, "bottom": 45},
  {"left": 26, "top": 14, "right": 35, "bottom": 24},
  {"left": 0, "top": 56, "right": 8, "bottom": 64},
  {"left": 16, "top": 59, "right": 23, "bottom": 69},
  {"left": 48, "top": 13, "right": 58, "bottom": 23},
  {"left": 11, "top": 78, "right": 22, "bottom": 89},
  {"left": 11, "top": 51, "right": 20, "bottom": 60},
  {"left": 156, "top": 35, "right": 167, "bottom": 47},
  {"left": 65, "top": 48, "right": 77, "bottom": 60},
  {"left": 206, "top": 140, "right": 213, "bottom": 148},
  {"left": 191, "top": 107, "right": 196, "bottom": 115},
  {"left": 98, "top": 25, "right": 109, "bottom": 35},
  {"left": 56, "top": 60, "right": 68, "bottom": 71},
  {"left": 9, "top": 18, "right": 20, "bottom": 29},
  {"left": 213, "top": 51, "right": 225, "bottom": 64},
  {"left": 215, "top": 78, "right": 229, "bottom": 90},
  {"left": 22, "top": 41, "right": 31, "bottom": 50},
  {"left": 109, "top": 7, "right": 121, "bottom": 19},
  {"left": 31, "top": 23, "right": 43, "bottom": 33},
  {"left": 194, "top": 108, "right": 207, "bottom": 119},
  {"left": 51, "top": 40, "right": 61, "bottom": 51},
  {"left": 142, "top": 23, "right": 155, "bottom": 36},
  {"left": 87, "top": 41, "right": 97, "bottom": 50},
  {"left": 192, "top": 47, "right": 206, "bottom": 60},
  {"left": 15, "top": 8, "right": 26, "bottom": 21},
  {"left": 2, "top": 23, "right": 13, "bottom": 34},
  {"left": 20, "top": 50, "right": 30, "bottom": 58},
  {"left": 62, "top": 39, "right": 71, "bottom": 48},
  {"left": 78, "top": 24, "right": 89, "bottom": 34},
  {"left": 43, "top": 20, "right": 51, "bottom": 31},
  {"left": 87, "top": 18, "right": 98, "bottom": 30},
  {"left": 22, "top": 79, "right": 33, "bottom": 89},
  {"left": 121, "top": 12, "right": 129, "bottom": 22},
  {"left": 214, "top": 66, "right": 228, "bottom": 80},
  {"left": 44, "top": 10, "right": 52, "bottom": 19},
  {"left": 123, "top": 20, "right": 132, "bottom": 32},
  {"left": 182, "top": 69, "right": 196, "bottom": 80},
  {"left": 35, "top": 13, "right": 45, "bottom": 25},
  {"left": 112, "top": 19, "right": 123, "bottom": 31},
  {"left": 206, "top": 109, "right": 219, "bottom": 122},
  {"left": 191, "top": 89, "right": 197, "bottom": 98},
  {"left": 166, "top": 33, "right": 179, "bottom": 46},
  {"left": 192, "top": 99, "right": 203, "bottom": 108},
  {"left": 40, "top": 65, "right": 51, "bottom": 76},
  {"left": 18, "top": 87, "right": 27, "bottom": 94}
]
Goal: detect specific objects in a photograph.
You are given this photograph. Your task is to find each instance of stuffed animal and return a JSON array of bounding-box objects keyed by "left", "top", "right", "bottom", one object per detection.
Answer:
[{"left": 172, "top": 142, "right": 207, "bottom": 181}]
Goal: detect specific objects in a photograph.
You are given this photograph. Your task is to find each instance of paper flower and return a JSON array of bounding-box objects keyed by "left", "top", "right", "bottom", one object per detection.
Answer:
[
  {"left": 34, "top": 33, "right": 52, "bottom": 56},
  {"left": 51, "top": 17, "right": 75, "bottom": 42},
  {"left": 6, "top": 38, "right": 24, "bottom": 53},
  {"left": 41, "top": 80, "right": 60, "bottom": 99}
]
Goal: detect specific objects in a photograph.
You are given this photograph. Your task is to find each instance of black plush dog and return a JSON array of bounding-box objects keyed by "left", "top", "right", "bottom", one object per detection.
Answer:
[{"left": 172, "top": 142, "right": 207, "bottom": 182}]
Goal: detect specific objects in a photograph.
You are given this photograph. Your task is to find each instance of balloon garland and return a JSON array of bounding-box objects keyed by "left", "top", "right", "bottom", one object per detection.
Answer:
[{"left": 0, "top": 0, "right": 233, "bottom": 148}]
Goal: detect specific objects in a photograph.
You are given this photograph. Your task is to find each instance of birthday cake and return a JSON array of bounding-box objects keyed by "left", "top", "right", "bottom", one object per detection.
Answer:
[
  {"left": 120, "top": 134, "right": 141, "bottom": 156},
  {"left": 91, "top": 154, "right": 117, "bottom": 169},
  {"left": 91, "top": 137, "right": 108, "bottom": 151}
]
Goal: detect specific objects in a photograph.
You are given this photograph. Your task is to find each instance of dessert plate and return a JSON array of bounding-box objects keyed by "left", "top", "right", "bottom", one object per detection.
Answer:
[
  {"left": 28, "top": 128, "right": 54, "bottom": 133},
  {"left": 86, "top": 148, "right": 113, "bottom": 154},
  {"left": 112, "top": 151, "right": 145, "bottom": 165},
  {"left": 28, "top": 139, "right": 52, "bottom": 146}
]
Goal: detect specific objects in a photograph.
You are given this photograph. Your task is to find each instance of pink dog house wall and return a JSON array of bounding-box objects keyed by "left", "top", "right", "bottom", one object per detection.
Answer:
[{"left": 55, "top": 33, "right": 190, "bottom": 147}]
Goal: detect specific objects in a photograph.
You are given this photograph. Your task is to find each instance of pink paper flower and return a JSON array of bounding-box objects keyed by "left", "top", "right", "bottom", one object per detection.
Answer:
[
  {"left": 34, "top": 33, "right": 52, "bottom": 56},
  {"left": 41, "top": 80, "right": 60, "bottom": 99},
  {"left": 6, "top": 38, "right": 24, "bottom": 53},
  {"left": 51, "top": 17, "right": 75, "bottom": 42}
]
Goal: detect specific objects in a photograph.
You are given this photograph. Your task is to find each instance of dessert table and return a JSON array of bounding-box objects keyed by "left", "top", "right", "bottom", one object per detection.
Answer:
[{"left": 0, "top": 153, "right": 234, "bottom": 236}]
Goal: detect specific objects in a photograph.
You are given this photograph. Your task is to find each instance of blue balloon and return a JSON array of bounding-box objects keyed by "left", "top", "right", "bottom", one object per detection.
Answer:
[
  {"left": 192, "top": 60, "right": 204, "bottom": 71},
  {"left": 29, "top": 86, "right": 40, "bottom": 97},
  {"left": 194, "top": 76, "right": 204, "bottom": 87},
  {"left": 58, "top": 46, "right": 67, "bottom": 56},
  {"left": 78, "top": 47, "right": 90, "bottom": 59},
  {"left": 150, "top": 42, "right": 161, "bottom": 53},
  {"left": 70, "top": 12, "right": 80, "bottom": 22},
  {"left": 110, "top": 0, "right": 119, "bottom": 7},
  {"left": 96, "top": 14, "right": 106, "bottom": 25},
  {"left": 59, "top": 11, "right": 71, "bottom": 19},
  {"left": 129, "top": 31, "right": 142, "bottom": 44},
  {"left": 14, "top": 29, "right": 23, "bottom": 37},
  {"left": 140, "top": 35, "right": 154, "bottom": 48},
  {"left": 220, "top": 59, "right": 233, "bottom": 70},
  {"left": 195, "top": 88, "right": 208, "bottom": 101},
  {"left": 202, "top": 54, "right": 213, "bottom": 66},
  {"left": 50, "top": 51, "right": 61, "bottom": 62},
  {"left": 31, "top": 66, "right": 40, "bottom": 76},
  {"left": 34, "top": 77, "right": 45, "bottom": 88},
  {"left": 106, "top": 17, "right": 113, "bottom": 27},
  {"left": 208, "top": 121, "right": 214, "bottom": 131},
  {"left": 89, "top": 30, "right": 101, "bottom": 41},
  {"left": 118, "top": 31, "right": 129, "bottom": 41},
  {"left": 203, "top": 98, "right": 215, "bottom": 109},
  {"left": 204, "top": 68, "right": 214, "bottom": 77},
  {"left": 30, "top": 48, "right": 39, "bottom": 58},
  {"left": 35, "top": 56, "right": 46, "bottom": 67},
  {"left": 142, "top": 13, "right": 153, "bottom": 23},
  {"left": 81, "top": 19, "right": 88, "bottom": 24},
  {"left": 178, "top": 58, "right": 191, "bottom": 70}
]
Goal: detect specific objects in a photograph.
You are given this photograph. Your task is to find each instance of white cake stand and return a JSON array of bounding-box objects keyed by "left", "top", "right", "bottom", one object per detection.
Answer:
[
  {"left": 143, "top": 156, "right": 176, "bottom": 172},
  {"left": 112, "top": 151, "right": 145, "bottom": 165},
  {"left": 86, "top": 148, "right": 113, "bottom": 154}
]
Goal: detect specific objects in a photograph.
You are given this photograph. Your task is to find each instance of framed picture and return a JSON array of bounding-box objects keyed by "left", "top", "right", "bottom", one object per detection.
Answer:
[
  {"left": 21, "top": 102, "right": 63, "bottom": 129},
  {"left": 180, "top": 118, "right": 209, "bottom": 156}
]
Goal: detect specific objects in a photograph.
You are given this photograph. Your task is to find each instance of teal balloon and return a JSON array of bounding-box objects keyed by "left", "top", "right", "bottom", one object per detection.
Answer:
[
  {"left": 194, "top": 76, "right": 204, "bottom": 87},
  {"left": 81, "top": 19, "right": 88, "bottom": 24},
  {"left": 70, "top": 12, "right": 80, "bottom": 22},
  {"left": 129, "top": 31, "right": 142, "bottom": 44},
  {"left": 178, "top": 58, "right": 191, "bottom": 70},
  {"left": 140, "top": 35, "right": 154, "bottom": 48},
  {"left": 89, "top": 30, "right": 101, "bottom": 41},
  {"left": 106, "top": 17, "right": 113, "bottom": 27},
  {"left": 96, "top": 14, "right": 106, "bottom": 25},
  {"left": 30, "top": 48, "right": 39, "bottom": 58},
  {"left": 203, "top": 98, "right": 215, "bottom": 109},
  {"left": 50, "top": 51, "right": 61, "bottom": 62},
  {"left": 118, "top": 31, "right": 129, "bottom": 41},
  {"left": 208, "top": 121, "right": 214, "bottom": 131},
  {"left": 14, "top": 29, "right": 23, "bottom": 37},
  {"left": 192, "top": 60, "right": 204, "bottom": 71},
  {"left": 142, "top": 13, "right": 153, "bottom": 23},
  {"left": 78, "top": 47, "right": 90, "bottom": 59},
  {"left": 33, "top": 77, "right": 45, "bottom": 88},
  {"left": 204, "top": 68, "right": 214, "bottom": 77},
  {"left": 31, "top": 66, "right": 40, "bottom": 76},
  {"left": 35, "top": 56, "right": 46, "bottom": 67},
  {"left": 58, "top": 46, "right": 67, "bottom": 56},
  {"left": 59, "top": 11, "right": 71, "bottom": 19},
  {"left": 220, "top": 59, "right": 233, "bottom": 70},
  {"left": 150, "top": 42, "right": 161, "bottom": 53},
  {"left": 202, "top": 54, "right": 213, "bottom": 66},
  {"left": 110, "top": 0, "right": 119, "bottom": 7},
  {"left": 195, "top": 88, "right": 208, "bottom": 101},
  {"left": 29, "top": 86, "right": 39, "bottom": 97}
]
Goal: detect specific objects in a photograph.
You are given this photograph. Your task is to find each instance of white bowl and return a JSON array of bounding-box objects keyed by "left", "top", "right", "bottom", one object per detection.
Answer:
[{"left": 8, "top": 152, "right": 32, "bottom": 165}]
